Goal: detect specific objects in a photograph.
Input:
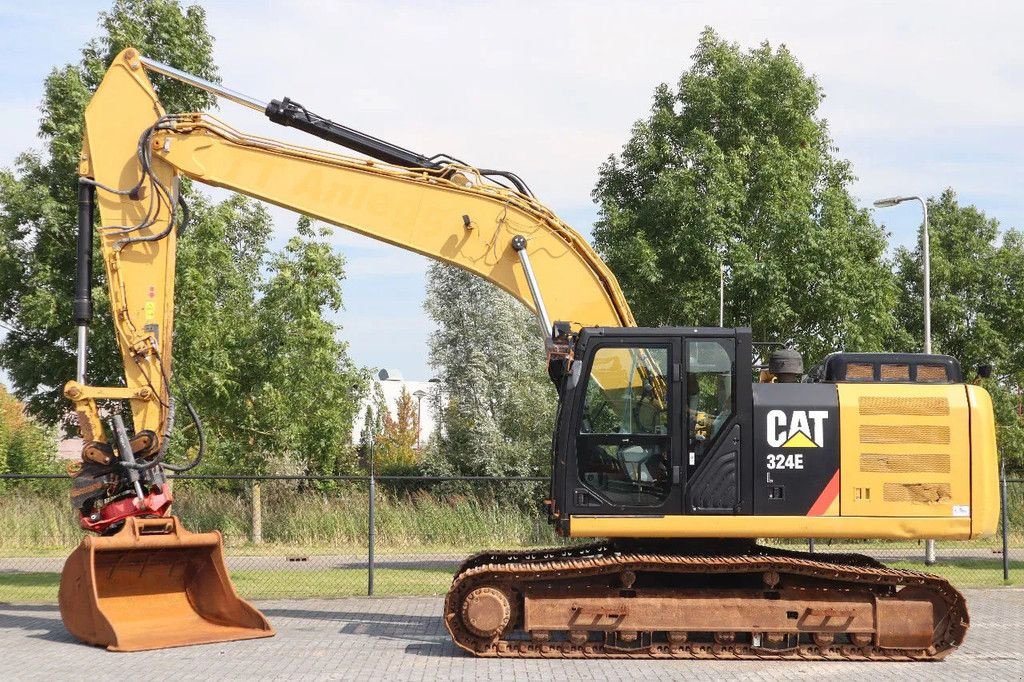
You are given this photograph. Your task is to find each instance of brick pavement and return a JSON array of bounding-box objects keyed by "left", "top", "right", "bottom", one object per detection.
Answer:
[{"left": 0, "top": 589, "right": 1021, "bottom": 680}]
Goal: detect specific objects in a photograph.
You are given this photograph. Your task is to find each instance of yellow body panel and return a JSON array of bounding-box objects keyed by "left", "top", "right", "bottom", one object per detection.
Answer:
[
  {"left": 836, "top": 383, "right": 970, "bottom": 518},
  {"left": 75, "top": 51, "right": 178, "bottom": 438},
  {"left": 967, "top": 385, "right": 999, "bottom": 537},
  {"left": 569, "top": 514, "right": 972, "bottom": 539}
]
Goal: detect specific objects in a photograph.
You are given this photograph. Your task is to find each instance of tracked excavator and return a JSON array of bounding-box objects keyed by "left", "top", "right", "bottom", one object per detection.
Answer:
[{"left": 60, "top": 49, "right": 999, "bottom": 658}]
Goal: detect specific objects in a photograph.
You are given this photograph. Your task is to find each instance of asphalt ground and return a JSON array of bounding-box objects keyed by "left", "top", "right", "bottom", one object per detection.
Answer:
[{"left": 0, "top": 589, "right": 1021, "bottom": 681}]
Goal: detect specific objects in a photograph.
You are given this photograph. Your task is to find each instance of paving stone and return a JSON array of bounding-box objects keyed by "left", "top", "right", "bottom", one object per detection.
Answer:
[{"left": 0, "top": 590, "right": 1021, "bottom": 680}]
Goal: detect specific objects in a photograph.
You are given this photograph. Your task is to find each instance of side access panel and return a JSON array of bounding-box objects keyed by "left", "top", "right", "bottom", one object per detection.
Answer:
[
  {"left": 685, "top": 423, "right": 741, "bottom": 513},
  {"left": 752, "top": 383, "right": 839, "bottom": 516},
  {"left": 837, "top": 383, "right": 970, "bottom": 518}
]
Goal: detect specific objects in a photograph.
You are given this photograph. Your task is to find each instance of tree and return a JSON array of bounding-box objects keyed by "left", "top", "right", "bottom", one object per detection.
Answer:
[
  {"left": 893, "top": 190, "right": 1010, "bottom": 365},
  {"left": 0, "top": 1, "right": 365, "bottom": 475},
  {"left": 592, "top": 28, "right": 900, "bottom": 363},
  {"left": 185, "top": 217, "right": 365, "bottom": 477},
  {"left": 0, "top": 0, "right": 220, "bottom": 423},
  {"left": 422, "top": 263, "right": 556, "bottom": 480},
  {"left": 891, "top": 189, "right": 1024, "bottom": 472},
  {"left": 374, "top": 387, "right": 419, "bottom": 475},
  {"left": 0, "top": 385, "right": 59, "bottom": 478},
  {"left": 358, "top": 380, "right": 387, "bottom": 463}
]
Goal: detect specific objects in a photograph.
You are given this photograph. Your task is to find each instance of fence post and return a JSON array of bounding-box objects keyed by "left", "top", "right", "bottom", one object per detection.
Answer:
[
  {"left": 1001, "top": 460, "right": 1010, "bottom": 582},
  {"left": 368, "top": 445, "right": 376, "bottom": 597},
  {"left": 808, "top": 538, "right": 815, "bottom": 553},
  {"left": 251, "top": 480, "right": 263, "bottom": 545}
]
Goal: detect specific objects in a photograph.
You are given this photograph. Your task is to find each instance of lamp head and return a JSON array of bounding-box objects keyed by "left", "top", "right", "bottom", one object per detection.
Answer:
[{"left": 873, "top": 196, "right": 907, "bottom": 208}]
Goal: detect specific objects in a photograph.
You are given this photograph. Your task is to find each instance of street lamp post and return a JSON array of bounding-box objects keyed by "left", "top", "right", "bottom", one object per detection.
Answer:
[
  {"left": 874, "top": 194, "right": 935, "bottom": 565},
  {"left": 413, "top": 389, "right": 428, "bottom": 449},
  {"left": 873, "top": 195, "right": 931, "bottom": 353}
]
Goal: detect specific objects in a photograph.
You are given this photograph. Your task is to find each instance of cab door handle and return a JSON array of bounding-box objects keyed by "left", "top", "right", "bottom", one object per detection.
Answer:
[{"left": 672, "top": 465, "right": 681, "bottom": 484}]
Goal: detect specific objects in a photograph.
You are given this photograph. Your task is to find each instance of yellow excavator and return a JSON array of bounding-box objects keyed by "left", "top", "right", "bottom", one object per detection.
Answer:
[{"left": 60, "top": 48, "right": 999, "bottom": 659}]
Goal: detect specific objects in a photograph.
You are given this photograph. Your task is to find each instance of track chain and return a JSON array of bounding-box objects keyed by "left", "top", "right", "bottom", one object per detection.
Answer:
[{"left": 444, "top": 542, "right": 967, "bottom": 661}]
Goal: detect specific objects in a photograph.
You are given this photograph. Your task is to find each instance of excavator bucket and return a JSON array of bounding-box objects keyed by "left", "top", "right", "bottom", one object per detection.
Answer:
[{"left": 59, "top": 516, "right": 274, "bottom": 652}]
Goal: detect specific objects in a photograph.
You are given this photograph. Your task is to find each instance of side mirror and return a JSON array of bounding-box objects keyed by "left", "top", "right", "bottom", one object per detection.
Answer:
[
  {"left": 977, "top": 363, "right": 993, "bottom": 379},
  {"left": 566, "top": 360, "right": 583, "bottom": 391}
]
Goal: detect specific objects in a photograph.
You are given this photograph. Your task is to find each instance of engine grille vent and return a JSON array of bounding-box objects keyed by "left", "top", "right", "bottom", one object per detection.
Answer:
[
  {"left": 861, "top": 452, "right": 951, "bottom": 474},
  {"left": 880, "top": 363, "right": 910, "bottom": 381},
  {"left": 883, "top": 482, "right": 951, "bottom": 504},
  {"left": 917, "top": 364, "right": 950, "bottom": 382},
  {"left": 859, "top": 396, "right": 950, "bottom": 416},
  {"left": 846, "top": 363, "right": 874, "bottom": 380},
  {"left": 860, "top": 424, "right": 950, "bottom": 444}
]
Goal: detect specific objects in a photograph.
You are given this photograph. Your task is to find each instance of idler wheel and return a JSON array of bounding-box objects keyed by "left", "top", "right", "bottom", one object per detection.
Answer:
[{"left": 461, "top": 587, "right": 512, "bottom": 639}]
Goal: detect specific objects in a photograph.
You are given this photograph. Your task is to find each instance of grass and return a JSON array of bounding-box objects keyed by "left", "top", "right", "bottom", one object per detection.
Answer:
[
  {"left": 0, "top": 566, "right": 453, "bottom": 603},
  {"left": 230, "top": 568, "right": 453, "bottom": 599},
  {"left": 0, "top": 482, "right": 564, "bottom": 555},
  {"left": 0, "top": 572, "right": 61, "bottom": 603},
  {"left": 888, "top": 559, "right": 1023, "bottom": 587},
  {"left": 2, "top": 558, "right": 1019, "bottom": 605},
  {"left": 0, "top": 481, "right": 1021, "bottom": 603}
]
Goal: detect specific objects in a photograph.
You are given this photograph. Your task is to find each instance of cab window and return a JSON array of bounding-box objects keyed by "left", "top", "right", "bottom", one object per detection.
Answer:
[
  {"left": 686, "top": 339, "right": 735, "bottom": 453},
  {"left": 576, "top": 346, "right": 670, "bottom": 506}
]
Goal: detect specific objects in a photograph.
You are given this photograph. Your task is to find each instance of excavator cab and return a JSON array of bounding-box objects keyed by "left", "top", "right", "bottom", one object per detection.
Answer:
[
  {"left": 547, "top": 326, "right": 996, "bottom": 540},
  {"left": 550, "top": 326, "right": 751, "bottom": 527}
]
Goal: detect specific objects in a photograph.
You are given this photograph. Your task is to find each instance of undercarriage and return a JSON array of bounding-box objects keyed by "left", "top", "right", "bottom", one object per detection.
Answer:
[{"left": 444, "top": 541, "right": 968, "bottom": 661}]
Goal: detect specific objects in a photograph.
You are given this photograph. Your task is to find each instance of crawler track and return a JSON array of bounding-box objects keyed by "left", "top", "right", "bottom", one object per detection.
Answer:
[{"left": 444, "top": 541, "right": 967, "bottom": 660}]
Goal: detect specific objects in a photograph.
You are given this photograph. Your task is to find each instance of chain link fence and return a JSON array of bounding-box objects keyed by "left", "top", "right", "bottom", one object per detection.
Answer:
[{"left": 0, "top": 471, "right": 1020, "bottom": 603}]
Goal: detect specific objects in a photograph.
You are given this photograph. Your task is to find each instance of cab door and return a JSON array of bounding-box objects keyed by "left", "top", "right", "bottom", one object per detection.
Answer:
[
  {"left": 682, "top": 336, "right": 743, "bottom": 514},
  {"left": 566, "top": 338, "right": 683, "bottom": 516}
]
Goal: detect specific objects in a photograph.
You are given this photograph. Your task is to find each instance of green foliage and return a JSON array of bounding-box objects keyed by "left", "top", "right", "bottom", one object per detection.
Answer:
[
  {"left": 358, "top": 380, "right": 387, "bottom": 463},
  {"left": 422, "top": 263, "right": 557, "bottom": 484},
  {"left": 0, "top": 386, "right": 60, "bottom": 479},
  {"left": 81, "top": 0, "right": 219, "bottom": 114},
  {"left": 374, "top": 387, "right": 420, "bottom": 475},
  {"left": 0, "top": 481, "right": 564, "bottom": 556},
  {"left": 0, "top": 0, "right": 220, "bottom": 422},
  {"left": 592, "top": 28, "right": 900, "bottom": 363},
  {"left": 175, "top": 216, "right": 365, "bottom": 478},
  {"left": 0, "top": 1, "right": 365, "bottom": 476},
  {"left": 890, "top": 189, "right": 1024, "bottom": 472}
]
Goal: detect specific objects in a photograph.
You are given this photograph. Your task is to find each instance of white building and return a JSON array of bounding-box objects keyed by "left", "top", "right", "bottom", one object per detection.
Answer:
[{"left": 351, "top": 369, "right": 438, "bottom": 448}]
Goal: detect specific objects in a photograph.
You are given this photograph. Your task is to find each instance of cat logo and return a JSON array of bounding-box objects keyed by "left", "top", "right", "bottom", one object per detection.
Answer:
[{"left": 766, "top": 410, "right": 829, "bottom": 448}]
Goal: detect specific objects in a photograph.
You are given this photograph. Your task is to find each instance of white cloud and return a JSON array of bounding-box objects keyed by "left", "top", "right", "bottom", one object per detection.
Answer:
[{"left": 196, "top": 2, "right": 1023, "bottom": 222}]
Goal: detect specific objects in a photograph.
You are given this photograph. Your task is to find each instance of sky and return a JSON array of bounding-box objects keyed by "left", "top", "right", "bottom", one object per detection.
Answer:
[{"left": 1, "top": 0, "right": 1022, "bottom": 387}]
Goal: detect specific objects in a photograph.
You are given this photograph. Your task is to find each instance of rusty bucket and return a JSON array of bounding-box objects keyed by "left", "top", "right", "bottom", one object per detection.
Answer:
[{"left": 59, "top": 516, "right": 274, "bottom": 652}]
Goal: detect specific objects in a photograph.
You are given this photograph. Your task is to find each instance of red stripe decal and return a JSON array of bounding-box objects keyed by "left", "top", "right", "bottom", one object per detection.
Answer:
[{"left": 807, "top": 470, "right": 840, "bottom": 516}]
